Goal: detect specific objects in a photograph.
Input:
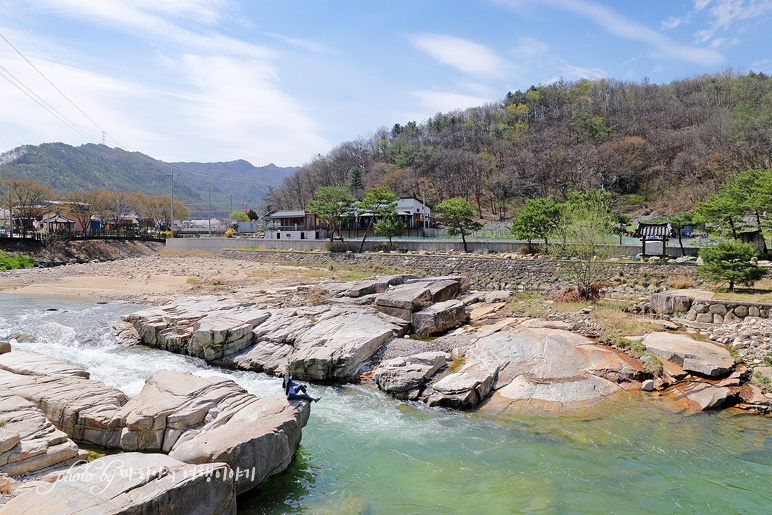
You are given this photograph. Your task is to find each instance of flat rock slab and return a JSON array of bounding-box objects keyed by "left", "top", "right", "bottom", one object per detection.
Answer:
[
  {"left": 670, "top": 382, "right": 733, "bottom": 411},
  {"left": 412, "top": 300, "right": 467, "bottom": 336},
  {"left": 642, "top": 332, "right": 734, "bottom": 377},
  {"left": 0, "top": 387, "right": 81, "bottom": 476},
  {"left": 3, "top": 453, "right": 236, "bottom": 515},
  {"left": 342, "top": 274, "right": 420, "bottom": 297},
  {"left": 120, "top": 370, "right": 310, "bottom": 495},
  {"left": 0, "top": 351, "right": 89, "bottom": 379},
  {"left": 424, "top": 326, "right": 646, "bottom": 411},
  {"left": 375, "top": 283, "right": 432, "bottom": 312},
  {"left": 374, "top": 352, "right": 446, "bottom": 398},
  {"left": 469, "top": 302, "right": 506, "bottom": 321}
]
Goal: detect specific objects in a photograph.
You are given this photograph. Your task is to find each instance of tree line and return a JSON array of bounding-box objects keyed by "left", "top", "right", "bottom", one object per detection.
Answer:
[
  {"left": 1, "top": 178, "right": 189, "bottom": 237},
  {"left": 271, "top": 70, "right": 772, "bottom": 219}
]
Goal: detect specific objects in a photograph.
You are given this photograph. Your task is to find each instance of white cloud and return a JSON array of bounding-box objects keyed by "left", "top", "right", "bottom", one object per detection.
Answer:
[
  {"left": 494, "top": 0, "right": 725, "bottom": 67},
  {"left": 661, "top": 16, "right": 683, "bottom": 29},
  {"left": 264, "top": 32, "right": 336, "bottom": 54},
  {"left": 408, "top": 34, "right": 507, "bottom": 78},
  {"left": 512, "top": 37, "right": 550, "bottom": 58}
]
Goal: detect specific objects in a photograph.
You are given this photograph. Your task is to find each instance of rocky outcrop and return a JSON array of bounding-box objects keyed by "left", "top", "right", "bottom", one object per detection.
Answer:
[
  {"left": 0, "top": 351, "right": 89, "bottom": 379},
  {"left": 0, "top": 351, "right": 310, "bottom": 499},
  {"left": 642, "top": 333, "right": 734, "bottom": 377},
  {"left": 420, "top": 324, "right": 647, "bottom": 412},
  {"left": 4, "top": 453, "right": 236, "bottom": 514},
  {"left": 669, "top": 382, "right": 734, "bottom": 411},
  {"left": 412, "top": 300, "right": 468, "bottom": 336},
  {"left": 374, "top": 282, "right": 433, "bottom": 320},
  {"left": 0, "top": 388, "right": 83, "bottom": 476},
  {"left": 374, "top": 352, "right": 446, "bottom": 399},
  {"left": 122, "top": 370, "right": 310, "bottom": 495}
]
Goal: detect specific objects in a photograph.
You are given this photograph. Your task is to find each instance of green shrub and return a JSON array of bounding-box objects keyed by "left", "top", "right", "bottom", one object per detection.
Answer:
[
  {"left": 698, "top": 241, "right": 767, "bottom": 292},
  {"left": 0, "top": 256, "right": 35, "bottom": 270}
]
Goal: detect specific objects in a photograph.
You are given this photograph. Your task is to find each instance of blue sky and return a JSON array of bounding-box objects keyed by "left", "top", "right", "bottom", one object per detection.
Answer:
[{"left": 0, "top": 0, "right": 770, "bottom": 167}]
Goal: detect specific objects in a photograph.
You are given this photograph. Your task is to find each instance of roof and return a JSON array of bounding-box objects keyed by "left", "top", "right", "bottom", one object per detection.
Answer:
[
  {"left": 40, "top": 213, "right": 75, "bottom": 223},
  {"left": 264, "top": 210, "right": 307, "bottom": 219},
  {"left": 633, "top": 222, "right": 673, "bottom": 238}
]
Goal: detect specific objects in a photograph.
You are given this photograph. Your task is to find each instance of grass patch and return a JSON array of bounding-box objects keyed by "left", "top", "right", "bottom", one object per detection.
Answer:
[
  {"left": 0, "top": 255, "right": 35, "bottom": 270},
  {"left": 708, "top": 277, "right": 772, "bottom": 303},
  {"left": 158, "top": 248, "right": 218, "bottom": 259},
  {"left": 666, "top": 274, "right": 696, "bottom": 289},
  {"left": 751, "top": 371, "right": 772, "bottom": 393}
]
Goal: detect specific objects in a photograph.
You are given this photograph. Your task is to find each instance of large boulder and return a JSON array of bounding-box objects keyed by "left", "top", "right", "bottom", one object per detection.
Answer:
[
  {"left": 669, "top": 382, "right": 734, "bottom": 411},
  {"left": 120, "top": 370, "right": 310, "bottom": 494},
  {"left": 650, "top": 292, "right": 691, "bottom": 314},
  {"left": 642, "top": 333, "right": 734, "bottom": 377},
  {"left": 375, "top": 283, "right": 433, "bottom": 319},
  {"left": 412, "top": 300, "right": 468, "bottom": 336},
  {"left": 341, "top": 274, "right": 420, "bottom": 298},
  {"left": 424, "top": 325, "right": 646, "bottom": 412},
  {"left": 374, "top": 352, "right": 446, "bottom": 399},
  {"left": 3, "top": 453, "right": 236, "bottom": 514},
  {"left": 0, "top": 387, "right": 82, "bottom": 476},
  {"left": 289, "top": 310, "right": 397, "bottom": 381}
]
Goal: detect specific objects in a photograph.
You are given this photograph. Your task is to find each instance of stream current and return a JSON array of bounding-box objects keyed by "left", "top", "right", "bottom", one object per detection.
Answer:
[{"left": 1, "top": 293, "right": 771, "bottom": 514}]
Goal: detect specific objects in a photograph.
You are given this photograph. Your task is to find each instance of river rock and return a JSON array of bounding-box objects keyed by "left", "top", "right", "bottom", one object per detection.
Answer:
[
  {"left": 289, "top": 310, "right": 397, "bottom": 381},
  {"left": 642, "top": 333, "right": 734, "bottom": 377},
  {"left": 374, "top": 352, "right": 446, "bottom": 399},
  {"left": 671, "top": 382, "right": 733, "bottom": 411},
  {"left": 426, "top": 326, "right": 647, "bottom": 412},
  {"left": 342, "top": 274, "right": 420, "bottom": 297},
  {"left": 3, "top": 453, "right": 236, "bottom": 514},
  {"left": 375, "top": 283, "right": 433, "bottom": 319},
  {"left": 425, "top": 359, "right": 497, "bottom": 409},
  {"left": 0, "top": 350, "right": 90, "bottom": 379},
  {"left": 0, "top": 341, "right": 11, "bottom": 355},
  {"left": 650, "top": 292, "right": 691, "bottom": 314},
  {"left": 0, "top": 388, "right": 82, "bottom": 476},
  {"left": 412, "top": 300, "right": 467, "bottom": 336}
]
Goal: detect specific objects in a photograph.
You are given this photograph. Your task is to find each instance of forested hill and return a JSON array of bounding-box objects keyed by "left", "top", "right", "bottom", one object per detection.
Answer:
[
  {"left": 0, "top": 143, "right": 298, "bottom": 206},
  {"left": 272, "top": 70, "right": 772, "bottom": 219}
]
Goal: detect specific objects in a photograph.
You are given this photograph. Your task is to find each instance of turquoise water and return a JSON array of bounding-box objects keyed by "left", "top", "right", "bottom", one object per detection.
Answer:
[{"left": 1, "top": 294, "right": 771, "bottom": 514}]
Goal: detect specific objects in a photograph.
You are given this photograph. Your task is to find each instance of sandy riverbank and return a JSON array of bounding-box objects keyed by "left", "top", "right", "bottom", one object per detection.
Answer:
[{"left": 0, "top": 256, "right": 324, "bottom": 304}]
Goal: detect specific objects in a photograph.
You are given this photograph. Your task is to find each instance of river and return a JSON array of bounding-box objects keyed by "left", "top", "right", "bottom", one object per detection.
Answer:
[{"left": 1, "top": 293, "right": 771, "bottom": 514}]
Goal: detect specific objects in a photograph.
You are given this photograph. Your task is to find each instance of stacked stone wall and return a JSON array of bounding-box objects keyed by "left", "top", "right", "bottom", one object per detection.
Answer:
[{"left": 221, "top": 249, "right": 699, "bottom": 291}]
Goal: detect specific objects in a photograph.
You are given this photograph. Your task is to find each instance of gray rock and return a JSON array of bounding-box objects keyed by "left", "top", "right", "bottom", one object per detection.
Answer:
[
  {"left": 412, "top": 300, "right": 468, "bottom": 336},
  {"left": 374, "top": 352, "right": 446, "bottom": 397},
  {"left": 375, "top": 283, "right": 432, "bottom": 312},
  {"left": 674, "top": 382, "right": 732, "bottom": 411},
  {"left": 641, "top": 379, "right": 655, "bottom": 391},
  {"left": 0, "top": 351, "right": 90, "bottom": 379},
  {"left": 734, "top": 305, "right": 748, "bottom": 317},
  {"left": 749, "top": 306, "right": 760, "bottom": 317},
  {"left": 426, "top": 359, "right": 497, "bottom": 409},
  {"left": 709, "top": 304, "right": 727, "bottom": 315},
  {"left": 696, "top": 313, "right": 713, "bottom": 323},
  {"left": 650, "top": 293, "right": 691, "bottom": 314},
  {"left": 692, "top": 304, "right": 708, "bottom": 314},
  {"left": 3, "top": 453, "right": 236, "bottom": 514},
  {"left": 713, "top": 313, "right": 724, "bottom": 324},
  {"left": 642, "top": 332, "right": 734, "bottom": 377},
  {"left": 0, "top": 388, "right": 82, "bottom": 476},
  {"left": 343, "top": 274, "right": 420, "bottom": 297}
]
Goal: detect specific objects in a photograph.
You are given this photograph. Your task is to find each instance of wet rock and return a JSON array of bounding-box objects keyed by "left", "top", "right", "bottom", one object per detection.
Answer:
[
  {"left": 0, "top": 351, "right": 90, "bottom": 379},
  {"left": 374, "top": 352, "right": 446, "bottom": 398},
  {"left": 0, "top": 341, "right": 10, "bottom": 355},
  {"left": 641, "top": 379, "right": 655, "bottom": 391},
  {"left": 426, "top": 359, "right": 497, "bottom": 409},
  {"left": 3, "top": 453, "right": 236, "bottom": 514},
  {"left": 412, "top": 300, "right": 467, "bottom": 336},
  {"left": 642, "top": 333, "right": 734, "bottom": 377},
  {"left": 671, "top": 382, "right": 733, "bottom": 411}
]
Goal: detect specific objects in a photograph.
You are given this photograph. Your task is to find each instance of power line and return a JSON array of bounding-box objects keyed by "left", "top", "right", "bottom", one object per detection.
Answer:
[
  {"left": 0, "top": 64, "right": 98, "bottom": 142},
  {"left": 0, "top": 3, "right": 123, "bottom": 147}
]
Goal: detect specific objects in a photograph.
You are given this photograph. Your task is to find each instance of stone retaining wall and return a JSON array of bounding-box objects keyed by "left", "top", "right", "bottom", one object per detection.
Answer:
[
  {"left": 651, "top": 292, "right": 771, "bottom": 324},
  {"left": 222, "top": 249, "right": 699, "bottom": 291}
]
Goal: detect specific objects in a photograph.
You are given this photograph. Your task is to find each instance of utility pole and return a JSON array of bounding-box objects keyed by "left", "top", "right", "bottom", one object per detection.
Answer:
[
  {"left": 207, "top": 184, "right": 211, "bottom": 237},
  {"left": 228, "top": 192, "right": 234, "bottom": 215},
  {"left": 166, "top": 173, "right": 178, "bottom": 237}
]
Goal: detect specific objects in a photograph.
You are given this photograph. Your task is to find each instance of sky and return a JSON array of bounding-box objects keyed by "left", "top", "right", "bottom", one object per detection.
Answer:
[{"left": 0, "top": 0, "right": 771, "bottom": 168}]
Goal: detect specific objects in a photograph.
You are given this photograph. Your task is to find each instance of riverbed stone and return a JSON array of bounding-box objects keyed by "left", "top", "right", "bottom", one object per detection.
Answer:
[
  {"left": 734, "top": 305, "right": 748, "bottom": 317},
  {"left": 692, "top": 304, "right": 708, "bottom": 314},
  {"left": 375, "top": 283, "right": 433, "bottom": 316},
  {"left": 713, "top": 314, "right": 724, "bottom": 324},
  {"left": 642, "top": 333, "right": 734, "bottom": 377},
  {"left": 0, "top": 350, "right": 90, "bottom": 379},
  {"left": 2, "top": 453, "right": 236, "bottom": 515},
  {"left": 695, "top": 313, "right": 713, "bottom": 323},
  {"left": 709, "top": 304, "right": 727, "bottom": 315},
  {"left": 374, "top": 352, "right": 446, "bottom": 398},
  {"left": 342, "top": 274, "right": 420, "bottom": 297},
  {"left": 650, "top": 293, "right": 691, "bottom": 314},
  {"left": 0, "top": 341, "right": 11, "bottom": 355},
  {"left": 749, "top": 306, "right": 760, "bottom": 317},
  {"left": 0, "top": 387, "right": 82, "bottom": 476},
  {"left": 671, "top": 382, "right": 733, "bottom": 411},
  {"left": 412, "top": 300, "right": 467, "bottom": 336}
]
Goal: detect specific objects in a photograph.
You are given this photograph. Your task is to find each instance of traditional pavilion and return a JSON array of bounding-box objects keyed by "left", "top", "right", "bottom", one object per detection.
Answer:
[{"left": 633, "top": 222, "right": 673, "bottom": 258}]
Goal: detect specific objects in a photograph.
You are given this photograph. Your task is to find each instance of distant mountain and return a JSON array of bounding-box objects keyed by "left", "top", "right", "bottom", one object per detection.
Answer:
[{"left": 0, "top": 143, "right": 299, "bottom": 217}]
